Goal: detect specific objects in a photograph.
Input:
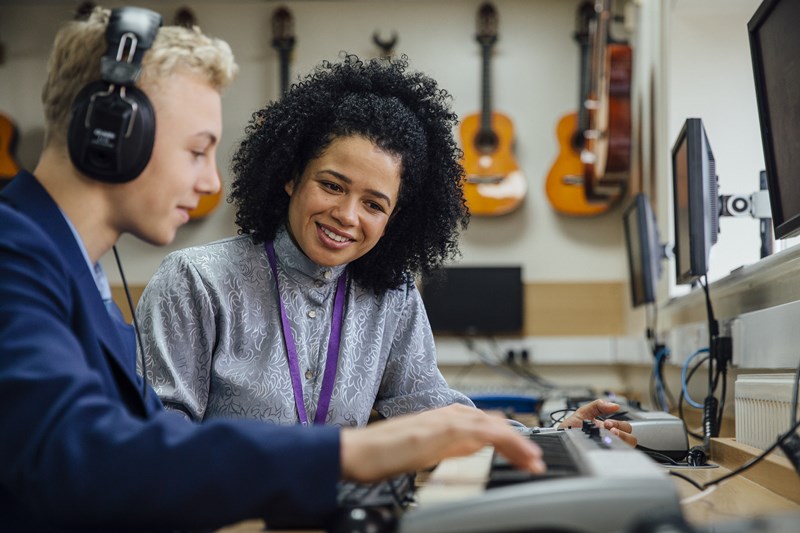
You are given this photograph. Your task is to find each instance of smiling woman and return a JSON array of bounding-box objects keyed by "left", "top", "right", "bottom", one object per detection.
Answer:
[
  {"left": 284, "top": 136, "right": 401, "bottom": 268},
  {"left": 136, "top": 54, "right": 474, "bottom": 428}
]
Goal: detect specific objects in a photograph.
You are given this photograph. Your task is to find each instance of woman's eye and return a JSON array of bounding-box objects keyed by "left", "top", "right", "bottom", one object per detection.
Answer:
[{"left": 366, "top": 201, "right": 386, "bottom": 213}]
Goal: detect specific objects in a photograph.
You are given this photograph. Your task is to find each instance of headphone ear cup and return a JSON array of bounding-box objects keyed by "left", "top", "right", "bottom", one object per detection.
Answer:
[{"left": 68, "top": 81, "right": 155, "bottom": 183}]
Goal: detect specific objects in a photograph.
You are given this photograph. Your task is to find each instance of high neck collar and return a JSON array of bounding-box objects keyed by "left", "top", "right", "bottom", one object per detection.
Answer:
[{"left": 272, "top": 225, "right": 348, "bottom": 286}]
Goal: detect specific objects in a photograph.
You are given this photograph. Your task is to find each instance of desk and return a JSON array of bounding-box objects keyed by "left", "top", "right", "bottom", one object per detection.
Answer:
[
  {"left": 219, "top": 437, "right": 799, "bottom": 532},
  {"left": 676, "top": 438, "right": 799, "bottom": 525}
]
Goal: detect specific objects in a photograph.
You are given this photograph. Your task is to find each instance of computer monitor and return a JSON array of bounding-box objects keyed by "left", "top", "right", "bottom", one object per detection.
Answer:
[
  {"left": 748, "top": 0, "right": 800, "bottom": 239},
  {"left": 671, "top": 118, "right": 719, "bottom": 285},
  {"left": 420, "top": 266, "right": 523, "bottom": 335},
  {"left": 623, "top": 193, "right": 664, "bottom": 307}
]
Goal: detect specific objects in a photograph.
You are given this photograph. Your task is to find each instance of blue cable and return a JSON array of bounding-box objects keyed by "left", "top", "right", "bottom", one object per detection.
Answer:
[
  {"left": 653, "top": 346, "right": 670, "bottom": 411},
  {"left": 682, "top": 348, "right": 710, "bottom": 409}
]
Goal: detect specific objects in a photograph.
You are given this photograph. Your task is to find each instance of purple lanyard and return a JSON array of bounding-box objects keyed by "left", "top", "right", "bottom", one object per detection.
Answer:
[{"left": 265, "top": 242, "right": 346, "bottom": 426}]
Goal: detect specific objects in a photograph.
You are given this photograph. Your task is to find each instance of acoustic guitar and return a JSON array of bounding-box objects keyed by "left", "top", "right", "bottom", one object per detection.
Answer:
[
  {"left": 460, "top": 2, "right": 526, "bottom": 217},
  {"left": 582, "top": 0, "right": 632, "bottom": 202},
  {"left": 0, "top": 112, "right": 21, "bottom": 191},
  {"left": 173, "top": 7, "right": 223, "bottom": 220},
  {"left": 271, "top": 7, "right": 296, "bottom": 97},
  {"left": 545, "top": 2, "right": 619, "bottom": 217}
]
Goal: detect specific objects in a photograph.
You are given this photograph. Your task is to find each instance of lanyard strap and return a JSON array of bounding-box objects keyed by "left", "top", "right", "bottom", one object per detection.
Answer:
[{"left": 265, "top": 242, "right": 346, "bottom": 426}]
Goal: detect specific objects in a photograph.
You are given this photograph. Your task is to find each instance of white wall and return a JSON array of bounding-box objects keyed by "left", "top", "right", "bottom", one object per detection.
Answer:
[
  {"left": 1, "top": 0, "right": 780, "bottom": 300},
  {"left": 664, "top": 0, "right": 782, "bottom": 296},
  {"left": 0, "top": 0, "right": 629, "bottom": 286}
]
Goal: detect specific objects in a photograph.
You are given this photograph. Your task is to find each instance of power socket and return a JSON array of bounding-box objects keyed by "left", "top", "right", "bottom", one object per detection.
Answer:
[{"left": 505, "top": 349, "right": 515, "bottom": 364}]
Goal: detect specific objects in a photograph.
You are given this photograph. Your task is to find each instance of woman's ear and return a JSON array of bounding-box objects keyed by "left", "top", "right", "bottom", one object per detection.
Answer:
[{"left": 284, "top": 178, "right": 295, "bottom": 197}]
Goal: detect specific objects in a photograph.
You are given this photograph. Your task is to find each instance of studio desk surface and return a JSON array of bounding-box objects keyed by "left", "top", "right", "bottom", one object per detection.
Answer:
[{"left": 219, "top": 435, "right": 800, "bottom": 533}]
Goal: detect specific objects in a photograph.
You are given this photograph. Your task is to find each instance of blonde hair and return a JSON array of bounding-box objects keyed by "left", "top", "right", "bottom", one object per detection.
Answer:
[{"left": 42, "top": 6, "right": 238, "bottom": 147}]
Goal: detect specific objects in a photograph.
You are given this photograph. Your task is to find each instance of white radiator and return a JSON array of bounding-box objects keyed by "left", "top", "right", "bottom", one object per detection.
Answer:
[{"left": 735, "top": 373, "right": 799, "bottom": 456}]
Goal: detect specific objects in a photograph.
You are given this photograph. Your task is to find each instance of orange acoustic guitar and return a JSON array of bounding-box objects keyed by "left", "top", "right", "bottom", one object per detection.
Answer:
[
  {"left": 582, "top": 0, "right": 632, "bottom": 202},
  {"left": 173, "top": 7, "right": 223, "bottom": 220},
  {"left": 545, "top": 2, "right": 619, "bottom": 216},
  {"left": 0, "top": 112, "right": 22, "bottom": 191},
  {"left": 460, "top": 2, "right": 526, "bottom": 217}
]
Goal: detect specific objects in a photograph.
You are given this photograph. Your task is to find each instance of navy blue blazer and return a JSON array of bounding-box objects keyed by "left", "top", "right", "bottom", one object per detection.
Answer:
[{"left": 0, "top": 172, "right": 340, "bottom": 531}]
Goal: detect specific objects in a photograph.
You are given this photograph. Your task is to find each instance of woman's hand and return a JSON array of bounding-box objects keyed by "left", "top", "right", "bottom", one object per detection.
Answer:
[{"left": 558, "top": 399, "right": 638, "bottom": 447}]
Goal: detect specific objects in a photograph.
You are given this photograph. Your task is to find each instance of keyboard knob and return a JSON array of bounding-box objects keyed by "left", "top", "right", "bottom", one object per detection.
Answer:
[{"left": 581, "top": 420, "right": 594, "bottom": 434}]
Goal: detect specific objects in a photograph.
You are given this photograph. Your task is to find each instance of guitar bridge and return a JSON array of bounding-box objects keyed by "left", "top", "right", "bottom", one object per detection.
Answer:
[
  {"left": 561, "top": 175, "right": 585, "bottom": 186},
  {"left": 465, "top": 174, "right": 506, "bottom": 184}
]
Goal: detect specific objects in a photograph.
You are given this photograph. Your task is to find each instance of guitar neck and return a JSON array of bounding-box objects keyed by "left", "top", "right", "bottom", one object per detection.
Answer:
[
  {"left": 271, "top": 6, "right": 295, "bottom": 99},
  {"left": 576, "top": 40, "right": 592, "bottom": 137},
  {"left": 480, "top": 43, "right": 493, "bottom": 133},
  {"left": 278, "top": 48, "right": 291, "bottom": 95}
]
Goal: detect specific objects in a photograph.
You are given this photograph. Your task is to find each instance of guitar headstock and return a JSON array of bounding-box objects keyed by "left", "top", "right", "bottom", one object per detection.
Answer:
[
  {"left": 271, "top": 6, "right": 296, "bottom": 53},
  {"left": 74, "top": 1, "right": 97, "bottom": 21},
  {"left": 172, "top": 6, "right": 198, "bottom": 29},
  {"left": 573, "top": 1, "right": 595, "bottom": 46},
  {"left": 475, "top": 2, "right": 498, "bottom": 48}
]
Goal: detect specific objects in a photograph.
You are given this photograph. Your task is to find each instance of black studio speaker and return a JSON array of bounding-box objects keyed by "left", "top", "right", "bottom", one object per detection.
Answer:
[{"left": 68, "top": 7, "right": 162, "bottom": 183}]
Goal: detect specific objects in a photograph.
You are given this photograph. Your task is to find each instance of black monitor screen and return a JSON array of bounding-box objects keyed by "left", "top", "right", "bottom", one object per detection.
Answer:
[
  {"left": 624, "top": 193, "right": 661, "bottom": 307},
  {"left": 671, "top": 118, "right": 719, "bottom": 285},
  {"left": 749, "top": 0, "right": 800, "bottom": 238},
  {"left": 420, "top": 266, "right": 523, "bottom": 335}
]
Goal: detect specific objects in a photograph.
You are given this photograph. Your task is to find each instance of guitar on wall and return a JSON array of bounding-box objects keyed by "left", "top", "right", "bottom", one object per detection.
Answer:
[
  {"left": 460, "top": 2, "right": 526, "bottom": 217},
  {"left": 545, "top": 1, "right": 620, "bottom": 216},
  {"left": 582, "top": 0, "right": 632, "bottom": 202},
  {"left": 0, "top": 112, "right": 22, "bottom": 191},
  {"left": 173, "top": 7, "right": 223, "bottom": 220},
  {"left": 1, "top": 26, "right": 21, "bottom": 191},
  {"left": 271, "top": 7, "right": 296, "bottom": 97}
]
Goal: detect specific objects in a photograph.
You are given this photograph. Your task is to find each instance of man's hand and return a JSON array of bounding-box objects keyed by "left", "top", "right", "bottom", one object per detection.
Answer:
[
  {"left": 340, "top": 404, "right": 546, "bottom": 483},
  {"left": 558, "top": 399, "right": 638, "bottom": 447}
]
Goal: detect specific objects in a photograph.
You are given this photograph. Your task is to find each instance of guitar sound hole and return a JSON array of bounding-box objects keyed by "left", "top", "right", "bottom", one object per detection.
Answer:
[
  {"left": 474, "top": 130, "right": 498, "bottom": 154},
  {"left": 570, "top": 130, "right": 586, "bottom": 152}
]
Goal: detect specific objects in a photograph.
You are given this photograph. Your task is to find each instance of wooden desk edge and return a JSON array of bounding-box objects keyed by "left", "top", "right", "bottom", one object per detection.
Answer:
[{"left": 711, "top": 437, "right": 800, "bottom": 505}]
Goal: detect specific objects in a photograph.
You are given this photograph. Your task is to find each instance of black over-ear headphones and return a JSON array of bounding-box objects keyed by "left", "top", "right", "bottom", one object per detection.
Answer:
[{"left": 68, "top": 7, "right": 162, "bottom": 183}]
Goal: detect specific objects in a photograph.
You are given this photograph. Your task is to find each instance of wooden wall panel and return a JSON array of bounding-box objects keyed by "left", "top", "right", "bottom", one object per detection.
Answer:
[
  {"left": 111, "top": 285, "right": 146, "bottom": 324},
  {"left": 114, "top": 281, "right": 626, "bottom": 336},
  {"left": 524, "top": 282, "right": 625, "bottom": 336}
]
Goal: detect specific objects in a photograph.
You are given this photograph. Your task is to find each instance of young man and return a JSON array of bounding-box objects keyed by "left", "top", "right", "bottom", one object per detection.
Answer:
[{"left": 0, "top": 6, "right": 549, "bottom": 531}]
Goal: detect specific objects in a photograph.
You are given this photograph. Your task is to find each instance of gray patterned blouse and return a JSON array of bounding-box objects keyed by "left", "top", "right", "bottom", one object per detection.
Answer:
[{"left": 137, "top": 228, "right": 472, "bottom": 427}]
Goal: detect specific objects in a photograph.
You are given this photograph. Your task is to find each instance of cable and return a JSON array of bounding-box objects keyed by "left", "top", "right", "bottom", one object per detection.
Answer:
[
  {"left": 668, "top": 470, "right": 704, "bottom": 490},
  {"left": 113, "top": 245, "right": 147, "bottom": 401},
  {"left": 652, "top": 345, "right": 671, "bottom": 412},
  {"left": 678, "top": 353, "right": 709, "bottom": 440},
  {"left": 700, "top": 416, "right": 800, "bottom": 489},
  {"left": 387, "top": 473, "right": 416, "bottom": 510},
  {"left": 642, "top": 449, "right": 681, "bottom": 465},
  {"left": 792, "top": 357, "right": 800, "bottom": 427},
  {"left": 699, "top": 275, "right": 720, "bottom": 444},
  {"left": 680, "top": 483, "right": 719, "bottom": 505},
  {"left": 462, "top": 337, "right": 562, "bottom": 394},
  {"left": 548, "top": 408, "right": 576, "bottom": 425},
  {"left": 716, "top": 363, "right": 729, "bottom": 434},
  {"left": 681, "top": 348, "right": 709, "bottom": 409}
]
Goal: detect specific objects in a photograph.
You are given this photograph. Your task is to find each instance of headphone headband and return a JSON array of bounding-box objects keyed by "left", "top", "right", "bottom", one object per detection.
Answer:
[{"left": 101, "top": 7, "right": 161, "bottom": 86}]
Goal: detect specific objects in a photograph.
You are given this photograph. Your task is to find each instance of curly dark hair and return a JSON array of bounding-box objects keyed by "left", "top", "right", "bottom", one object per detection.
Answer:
[{"left": 230, "top": 54, "right": 469, "bottom": 293}]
